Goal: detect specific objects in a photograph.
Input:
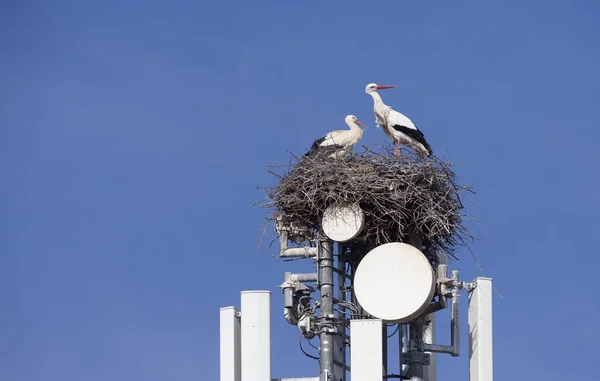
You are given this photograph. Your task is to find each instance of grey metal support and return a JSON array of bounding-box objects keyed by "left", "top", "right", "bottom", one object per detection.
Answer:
[
  {"left": 281, "top": 247, "right": 318, "bottom": 258},
  {"left": 422, "top": 270, "right": 460, "bottom": 357},
  {"left": 421, "top": 305, "right": 460, "bottom": 356},
  {"left": 405, "top": 233, "right": 426, "bottom": 381},
  {"left": 319, "top": 240, "right": 335, "bottom": 381},
  {"left": 450, "top": 270, "right": 461, "bottom": 357},
  {"left": 289, "top": 273, "right": 318, "bottom": 283},
  {"left": 399, "top": 324, "right": 409, "bottom": 377},
  {"left": 407, "top": 319, "right": 425, "bottom": 380},
  {"left": 423, "top": 314, "right": 436, "bottom": 381},
  {"left": 282, "top": 272, "right": 318, "bottom": 326}
]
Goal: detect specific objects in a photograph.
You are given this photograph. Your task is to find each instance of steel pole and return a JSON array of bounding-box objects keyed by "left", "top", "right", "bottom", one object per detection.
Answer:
[
  {"left": 318, "top": 240, "right": 335, "bottom": 381},
  {"left": 406, "top": 233, "right": 425, "bottom": 381},
  {"left": 423, "top": 313, "right": 436, "bottom": 381},
  {"left": 409, "top": 319, "right": 424, "bottom": 380}
]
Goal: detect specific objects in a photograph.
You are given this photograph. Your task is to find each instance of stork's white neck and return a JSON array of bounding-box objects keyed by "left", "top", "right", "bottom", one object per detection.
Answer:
[
  {"left": 344, "top": 120, "right": 364, "bottom": 146},
  {"left": 370, "top": 91, "right": 383, "bottom": 103},
  {"left": 369, "top": 91, "right": 386, "bottom": 107},
  {"left": 347, "top": 121, "right": 362, "bottom": 133}
]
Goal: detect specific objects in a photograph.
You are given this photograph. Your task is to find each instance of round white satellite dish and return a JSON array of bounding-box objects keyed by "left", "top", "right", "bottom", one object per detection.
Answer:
[
  {"left": 321, "top": 203, "right": 365, "bottom": 242},
  {"left": 354, "top": 242, "right": 435, "bottom": 323}
]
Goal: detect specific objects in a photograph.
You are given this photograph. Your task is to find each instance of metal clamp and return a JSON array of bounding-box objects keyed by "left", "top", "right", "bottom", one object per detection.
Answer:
[{"left": 401, "top": 351, "right": 431, "bottom": 366}]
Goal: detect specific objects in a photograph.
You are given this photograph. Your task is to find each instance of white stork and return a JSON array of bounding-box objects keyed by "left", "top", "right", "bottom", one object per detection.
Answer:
[
  {"left": 365, "top": 83, "right": 433, "bottom": 157},
  {"left": 304, "top": 115, "right": 367, "bottom": 159}
]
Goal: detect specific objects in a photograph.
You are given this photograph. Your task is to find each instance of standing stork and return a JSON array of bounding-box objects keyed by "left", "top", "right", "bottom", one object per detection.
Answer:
[
  {"left": 365, "top": 83, "right": 432, "bottom": 157},
  {"left": 304, "top": 115, "right": 367, "bottom": 159}
]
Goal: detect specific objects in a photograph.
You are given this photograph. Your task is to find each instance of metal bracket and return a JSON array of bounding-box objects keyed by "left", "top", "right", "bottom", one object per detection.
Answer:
[
  {"left": 401, "top": 351, "right": 431, "bottom": 365},
  {"left": 280, "top": 280, "right": 314, "bottom": 293},
  {"left": 298, "top": 314, "right": 316, "bottom": 339},
  {"left": 462, "top": 281, "right": 476, "bottom": 292},
  {"left": 320, "top": 326, "right": 337, "bottom": 334},
  {"left": 275, "top": 215, "right": 312, "bottom": 244},
  {"left": 317, "top": 313, "right": 339, "bottom": 335}
]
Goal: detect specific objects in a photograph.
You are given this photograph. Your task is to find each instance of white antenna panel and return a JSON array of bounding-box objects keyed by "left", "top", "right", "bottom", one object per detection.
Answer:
[
  {"left": 321, "top": 203, "right": 365, "bottom": 242},
  {"left": 354, "top": 242, "right": 435, "bottom": 323}
]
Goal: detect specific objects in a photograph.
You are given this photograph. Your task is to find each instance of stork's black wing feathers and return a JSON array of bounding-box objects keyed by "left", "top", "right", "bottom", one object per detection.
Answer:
[
  {"left": 304, "top": 136, "right": 343, "bottom": 158},
  {"left": 308, "top": 136, "right": 326, "bottom": 151},
  {"left": 391, "top": 124, "right": 433, "bottom": 155}
]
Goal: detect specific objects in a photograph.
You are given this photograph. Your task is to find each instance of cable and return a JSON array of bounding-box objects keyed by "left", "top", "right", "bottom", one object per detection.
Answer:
[
  {"left": 387, "top": 324, "right": 401, "bottom": 338},
  {"left": 299, "top": 334, "right": 320, "bottom": 364}
]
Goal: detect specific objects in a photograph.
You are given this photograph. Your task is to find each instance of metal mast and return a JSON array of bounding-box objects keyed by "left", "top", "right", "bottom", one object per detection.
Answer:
[
  {"left": 218, "top": 214, "right": 494, "bottom": 381},
  {"left": 318, "top": 240, "right": 335, "bottom": 381}
]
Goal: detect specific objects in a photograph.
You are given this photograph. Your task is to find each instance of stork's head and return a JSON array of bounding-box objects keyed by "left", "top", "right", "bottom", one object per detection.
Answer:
[
  {"left": 365, "top": 83, "right": 395, "bottom": 94},
  {"left": 345, "top": 115, "right": 367, "bottom": 129}
]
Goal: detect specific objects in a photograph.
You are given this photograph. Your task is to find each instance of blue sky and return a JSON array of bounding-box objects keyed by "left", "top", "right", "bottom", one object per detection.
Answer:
[{"left": 1, "top": 1, "right": 599, "bottom": 380}]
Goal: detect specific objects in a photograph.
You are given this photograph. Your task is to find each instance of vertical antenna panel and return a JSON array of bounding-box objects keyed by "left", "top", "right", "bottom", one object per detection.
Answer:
[
  {"left": 220, "top": 307, "right": 241, "bottom": 381},
  {"left": 468, "top": 278, "right": 494, "bottom": 381},
  {"left": 350, "top": 319, "right": 383, "bottom": 381},
  {"left": 241, "top": 291, "right": 271, "bottom": 381}
]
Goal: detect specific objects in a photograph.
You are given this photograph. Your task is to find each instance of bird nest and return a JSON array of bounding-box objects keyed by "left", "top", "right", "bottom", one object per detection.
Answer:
[{"left": 258, "top": 146, "right": 474, "bottom": 259}]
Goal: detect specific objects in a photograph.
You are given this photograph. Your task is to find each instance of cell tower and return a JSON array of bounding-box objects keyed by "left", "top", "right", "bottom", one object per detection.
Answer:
[{"left": 219, "top": 150, "right": 493, "bottom": 381}]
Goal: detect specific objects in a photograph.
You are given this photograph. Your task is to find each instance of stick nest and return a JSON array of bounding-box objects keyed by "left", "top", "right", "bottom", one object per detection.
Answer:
[{"left": 259, "top": 146, "right": 474, "bottom": 259}]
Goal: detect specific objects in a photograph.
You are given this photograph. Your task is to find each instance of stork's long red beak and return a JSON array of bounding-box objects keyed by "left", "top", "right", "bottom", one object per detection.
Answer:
[
  {"left": 376, "top": 85, "right": 395, "bottom": 90},
  {"left": 355, "top": 120, "right": 367, "bottom": 129}
]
